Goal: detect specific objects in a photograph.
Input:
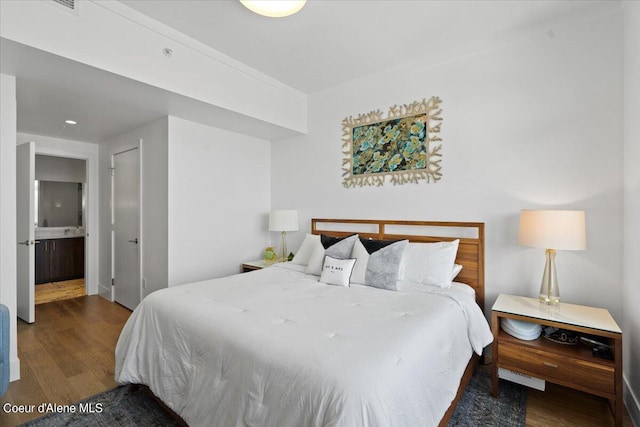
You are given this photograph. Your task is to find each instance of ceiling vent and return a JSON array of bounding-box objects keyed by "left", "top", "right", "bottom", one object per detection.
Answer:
[{"left": 49, "top": 0, "right": 79, "bottom": 15}]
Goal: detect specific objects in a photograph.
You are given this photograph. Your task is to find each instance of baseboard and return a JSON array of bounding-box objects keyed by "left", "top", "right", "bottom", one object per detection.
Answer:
[
  {"left": 98, "top": 284, "right": 112, "bottom": 301},
  {"left": 624, "top": 373, "right": 640, "bottom": 426},
  {"left": 10, "top": 357, "right": 20, "bottom": 382}
]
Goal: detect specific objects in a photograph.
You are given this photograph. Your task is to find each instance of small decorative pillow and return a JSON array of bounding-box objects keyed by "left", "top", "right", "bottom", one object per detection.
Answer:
[
  {"left": 306, "top": 234, "right": 359, "bottom": 276},
  {"left": 319, "top": 256, "right": 356, "bottom": 287},
  {"left": 399, "top": 240, "right": 460, "bottom": 288},
  {"left": 291, "top": 233, "right": 321, "bottom": 266},
  {"left": 350, "top": 238, "right": 409, "bottom": 291}
]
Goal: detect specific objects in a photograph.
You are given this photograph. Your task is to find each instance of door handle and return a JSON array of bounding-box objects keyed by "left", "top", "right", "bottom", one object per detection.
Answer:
[
  {"left": 128, "top": 238, "right": 139, "bottom": 244},
  {"left": 18, "top": 240, "right": 34, "bottom": 246}
]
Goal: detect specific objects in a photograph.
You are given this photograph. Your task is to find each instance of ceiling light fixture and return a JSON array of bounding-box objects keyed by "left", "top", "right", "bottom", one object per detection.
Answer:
[
  {"left": 240, "top": 0, "right": 306, "bottom": 18},
  {"left": 65, "top": 120, "right": 77, "bottom": 125}
]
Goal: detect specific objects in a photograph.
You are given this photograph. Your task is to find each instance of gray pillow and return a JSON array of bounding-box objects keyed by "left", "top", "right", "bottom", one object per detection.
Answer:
[
  {"left": 352, "top": 239, "right": 409, "bottom": 291},
  {"left": 325, "top": 234, "right": 359, "bottom": 259}
]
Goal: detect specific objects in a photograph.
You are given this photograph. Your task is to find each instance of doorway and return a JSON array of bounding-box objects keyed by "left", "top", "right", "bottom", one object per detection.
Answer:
[
  {"left": 16, "top": 140, "right": 99, "bottom": 323},
  {"left": 112, "top": 147, "right": 141, "bottom": 310},
  {"left": 34, "top": 155, "right": 87, "bottom": 305}
]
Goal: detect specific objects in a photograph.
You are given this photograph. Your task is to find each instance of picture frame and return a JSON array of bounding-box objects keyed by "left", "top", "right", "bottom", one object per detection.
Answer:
[{"left": 342, "top": 97, "right": 443, "bottom": 187}]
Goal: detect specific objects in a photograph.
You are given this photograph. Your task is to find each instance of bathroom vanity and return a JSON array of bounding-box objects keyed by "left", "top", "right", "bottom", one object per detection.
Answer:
[{"left": 35, "top": 228, "right": 85, "bottom": 284}]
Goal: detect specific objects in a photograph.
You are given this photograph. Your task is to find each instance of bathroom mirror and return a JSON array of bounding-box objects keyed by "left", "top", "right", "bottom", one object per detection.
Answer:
[{"left": 35, "top": 180, "right": 83, "bottom": 227}]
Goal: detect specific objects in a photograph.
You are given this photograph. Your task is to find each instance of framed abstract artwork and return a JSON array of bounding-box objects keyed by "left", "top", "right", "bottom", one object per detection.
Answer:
[{"left": 342, "top": 97, "right": 443, "bottom": 187}]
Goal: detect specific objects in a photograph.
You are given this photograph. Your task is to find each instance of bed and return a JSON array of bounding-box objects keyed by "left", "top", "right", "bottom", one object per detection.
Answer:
[{"left": 115, "top": 219, "right": 493, "bottom": 427}]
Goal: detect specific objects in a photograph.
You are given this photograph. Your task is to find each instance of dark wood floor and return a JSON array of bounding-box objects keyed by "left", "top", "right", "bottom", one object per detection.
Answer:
[
  {"left": 526, "top": 380, "right": 634, "bottom": 427},
  {"left": 0, "top": 296, "right": 131, "bottom": 426},
  {"left": 0, "top": 296, "right": 634, "bottom": 426}
]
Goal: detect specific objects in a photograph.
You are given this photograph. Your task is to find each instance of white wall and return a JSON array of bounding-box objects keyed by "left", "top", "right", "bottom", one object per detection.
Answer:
[
  {"left": 623, "top": 1, "right": 640, "bottom": 423},
  {"left": 272, "top": 12, "right": 624, "bottom": 322},
  {"left": 17, "top": 133, "right": 100, "bottom": 295},
  {"left": 100, "top": 118, "right": 169, "bottom": 299},
  {"left": 35, "top": 155, "right": 86, "bottom": 182},
  {"left": 0, "top": 74, "right": 20, "bottom": 381},
  {"left": 99, "top": 116, "right": 271, "bottom": 299},
  {"left": 167, "top": 117, "right": 271, "bottom": 286},
  {"left": 98, "top": 116, "right": 271, "bottom": 300}
]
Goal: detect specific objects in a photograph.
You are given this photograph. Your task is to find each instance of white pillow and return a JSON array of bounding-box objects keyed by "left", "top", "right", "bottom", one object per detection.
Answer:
[
  {"left": 451, "top": 263, "right": 463, "bottom": 280},
  {"left": 291, "top": 233, "right": 320, "bottom": 266},
  {"left": 319, "top": 256, "right": 356, "bottom": 287},
  {"left": 305, "top": 240, "right": 326, "bottom": 275},
  {"left": 399, "top": 240, "right": 460, "bottom": 288},
  {"left": 350, "top": 238, "right": 369, "bottom": 284}
]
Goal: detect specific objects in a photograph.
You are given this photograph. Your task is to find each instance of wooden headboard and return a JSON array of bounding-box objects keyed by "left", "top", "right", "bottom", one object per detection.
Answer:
[{"left": 311, "top": 219, "right": 485, "bottom": 311}]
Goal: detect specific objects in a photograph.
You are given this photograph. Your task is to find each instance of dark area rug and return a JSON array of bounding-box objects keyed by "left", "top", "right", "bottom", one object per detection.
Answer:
[
  {"left": 21, "top": 385, "right": 180, "bottom": 427},
  {"left": 23, "top": 370, "right": 525, "bottom": 426},
  {"left": 449, "top": 370, "right": 527, "bottom": 426}
]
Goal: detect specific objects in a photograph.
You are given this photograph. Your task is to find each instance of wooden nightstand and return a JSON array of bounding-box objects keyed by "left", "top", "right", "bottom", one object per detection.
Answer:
[
  {"left": 241, "top": 260, "right": 278, "bottom": 273},
  {"left": 491, "top": 294, "right": 623, "bottom": 426}
]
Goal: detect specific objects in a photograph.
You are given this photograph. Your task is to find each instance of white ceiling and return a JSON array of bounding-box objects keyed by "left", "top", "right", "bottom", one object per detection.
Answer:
[
  {"left": 1, "top": 0, "right": 620, "bottom": 143},
  {"left": 121, "top": 0, "right": 620, "bottom": 93}
]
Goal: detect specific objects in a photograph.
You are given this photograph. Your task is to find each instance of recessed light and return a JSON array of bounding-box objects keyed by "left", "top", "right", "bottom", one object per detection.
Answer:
[
  {"left": 240, "top": 0, "right": 306, "bottom": 18},
  {"left": 65, "top": 120, "right": 77, "bottom": 125}
]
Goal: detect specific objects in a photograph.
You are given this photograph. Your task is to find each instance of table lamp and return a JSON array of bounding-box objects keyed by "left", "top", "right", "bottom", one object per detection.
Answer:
[
  {"left": 269, "top": 210, "right": 298, "bottom": 262},
  {"left": 519, "top": 210, "right": 586, "bottom": 305}
]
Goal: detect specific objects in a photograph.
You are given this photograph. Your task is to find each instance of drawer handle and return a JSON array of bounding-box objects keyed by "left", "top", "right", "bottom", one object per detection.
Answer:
[{"left": 543, "top": 361, "right": 559, "bottom": 368}]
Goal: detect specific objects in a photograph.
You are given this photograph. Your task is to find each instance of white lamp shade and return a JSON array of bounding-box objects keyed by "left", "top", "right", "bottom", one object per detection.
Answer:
[
  {"left": 269, "top": 210, "right": 298, "bottom": 232},
  {"left": 519, "top": 210, "right": 586, "bottom": 250}
]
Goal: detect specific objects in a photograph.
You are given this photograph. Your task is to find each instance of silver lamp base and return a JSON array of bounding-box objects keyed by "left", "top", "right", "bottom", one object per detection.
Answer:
[
  {"left": 279, "top": 230, "right": 288, "bottom": 262},
  {"left": 539, "top": 248, "right": 560, "bottom": 305}
]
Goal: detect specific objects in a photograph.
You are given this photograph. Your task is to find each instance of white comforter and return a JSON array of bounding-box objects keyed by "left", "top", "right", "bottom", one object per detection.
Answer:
[{"left": 115, "top": 264, "right": 493, "bottom": 427}]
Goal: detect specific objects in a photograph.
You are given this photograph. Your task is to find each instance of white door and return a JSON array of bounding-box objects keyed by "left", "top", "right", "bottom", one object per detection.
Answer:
[
  {"left": 16, "top": 141, "right": 35, "bottom": 323},
  {"left": 113, "top": 148, "right": 140, "bottom": 310}
]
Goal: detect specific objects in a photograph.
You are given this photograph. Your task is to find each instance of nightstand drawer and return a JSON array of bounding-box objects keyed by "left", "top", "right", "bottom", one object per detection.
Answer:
[{"left": 500, "top": 342, "right": 615, "bottom": 394}]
